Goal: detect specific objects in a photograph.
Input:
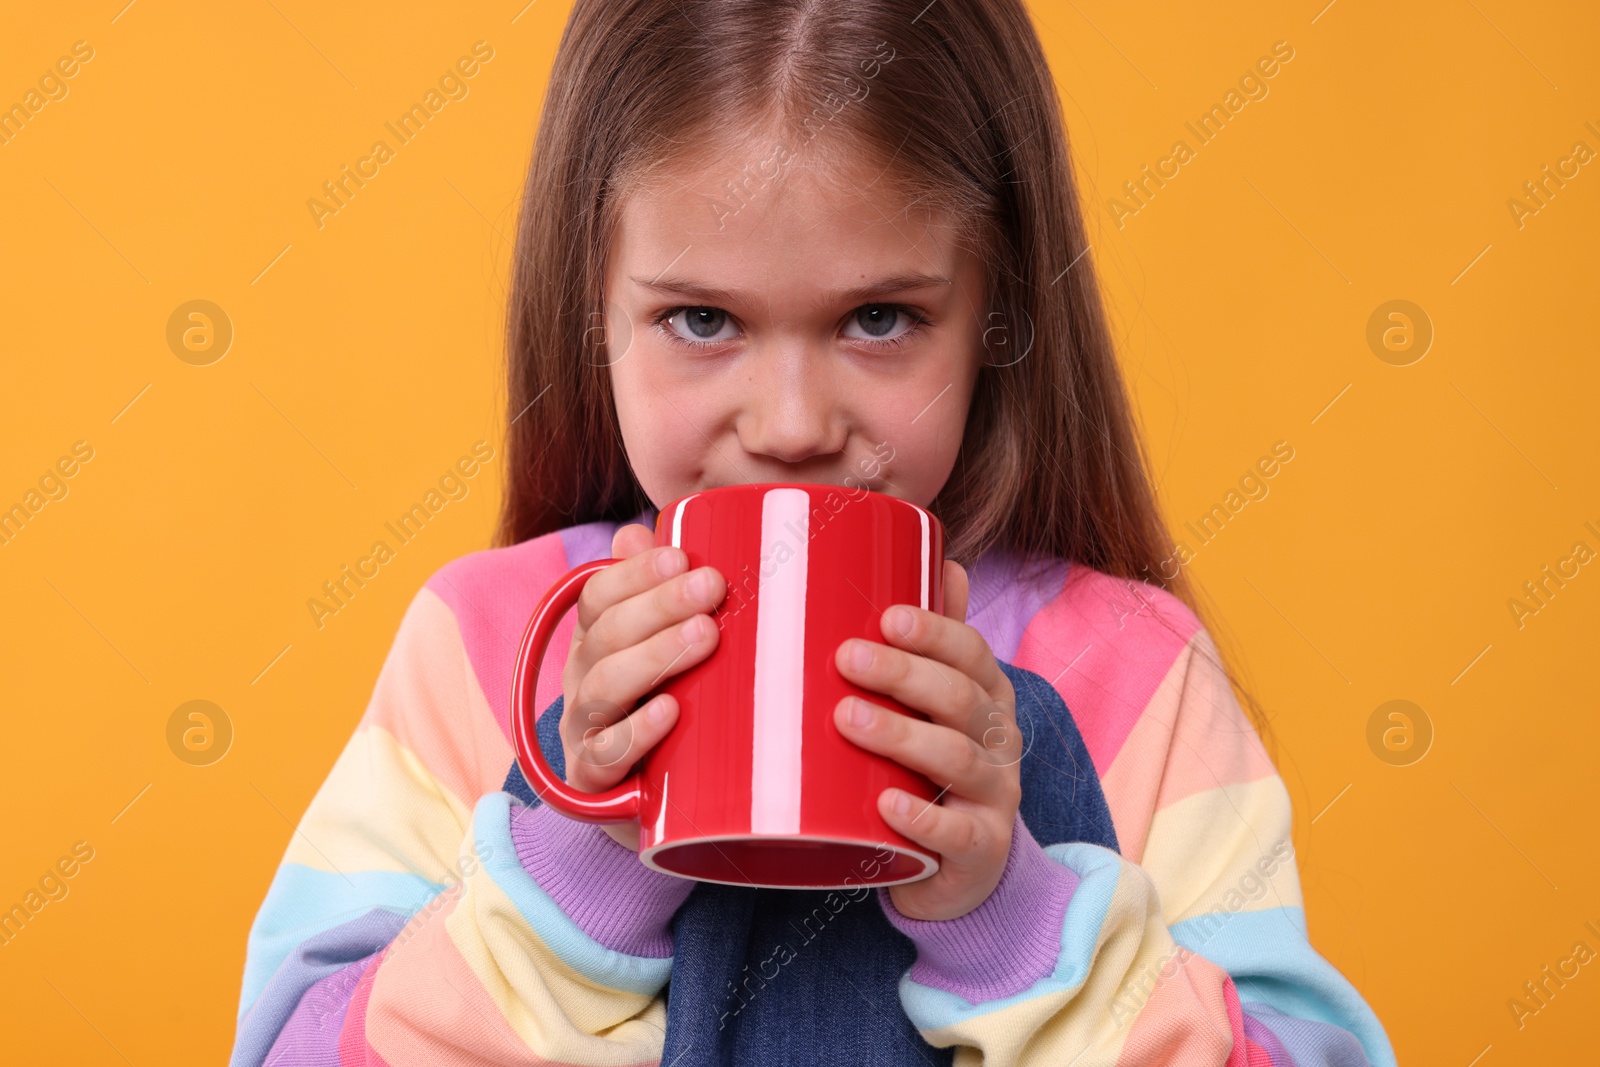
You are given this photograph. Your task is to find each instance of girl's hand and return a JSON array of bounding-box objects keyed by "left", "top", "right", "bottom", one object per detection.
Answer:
[
  {"left": 561, "top": 523, "right": 725, "bottom": 851},
  {"left": 832, "top": 560, "right": 1023, "bottom": 921}
]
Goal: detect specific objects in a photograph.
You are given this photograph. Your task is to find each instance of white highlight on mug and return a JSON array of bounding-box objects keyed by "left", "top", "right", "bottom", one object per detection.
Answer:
[
  {"left": 653, "top": 771, "right": 670, "bottom": 845},
  {"left": 670, "top": 495, "right": 698, "bottom": 549},
  {"left": 750, "top": 488, "right": 807, "bottom": 835},
  {"left": 918, "top": 507, "right": 930, "bottom": 610}
]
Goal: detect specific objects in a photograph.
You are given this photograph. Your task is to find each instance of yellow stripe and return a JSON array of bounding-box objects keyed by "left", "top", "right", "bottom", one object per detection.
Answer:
[
  {"left": 284, "top": 722, "right": 474, "bottom": 881},
  {"left": 1140, "top": 777, "right": 1302, "bottom": 926},
  {"left": 445, "top": 836, "right": 670, "bottom": 1064},
  {"left": 921, "top": 867, "right": 1153, "bottom": 1065},
  {"left": 371, "top": 586, "right": 515, "bottom": 805}
]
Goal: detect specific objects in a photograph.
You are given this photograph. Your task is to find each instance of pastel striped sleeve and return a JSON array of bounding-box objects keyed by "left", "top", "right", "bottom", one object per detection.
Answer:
[
  {"left": 229, "top": 530, "right": 692, "bottom": 1066},
  {"left": 875, "top": 572, "right": 1395, "bottom": 1066},
  {"left": 1115, "top": 625, "right": 1389, "bottom": 1065}
]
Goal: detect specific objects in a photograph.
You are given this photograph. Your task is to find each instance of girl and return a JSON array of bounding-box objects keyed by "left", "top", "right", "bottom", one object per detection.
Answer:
[{"left": 231, "top": 1, "right": 1394, "bottom": 1064}]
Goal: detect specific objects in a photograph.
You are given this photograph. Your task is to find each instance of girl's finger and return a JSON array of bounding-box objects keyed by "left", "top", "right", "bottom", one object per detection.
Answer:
[
  {"left": 582, "top": 563, "right": 725, "bottom": 662},
  {"left": 835, "top": 636, "right": 991, "bottom": 733},
  {"left": 833, "top": 697, "right": 1017, "bottom": 806},
  {"left": 568, "top": 693, "right": 679, "bottom": 790},
  {"left": 565, "top": 613, "right": 717, "bottom": 748},
  {"left": 611, "top": 522, "right": 655, "bottom": 560},
  {"left": 573, "top": 534, "right": 686, "bottom": 632},
  {"left": 941, "top": 559, "right": 969, "bottom": 625},
  {"left": 875, "top": 604, "right": 1006, "bottom": 696},
  {"left": 877, "top": 787, "right": 999, "bottom": 870}
]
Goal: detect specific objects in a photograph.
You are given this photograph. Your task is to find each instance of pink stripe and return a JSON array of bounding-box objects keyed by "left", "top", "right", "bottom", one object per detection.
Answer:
[
  {"left": 1152, "top": 638, "right": 1277, "bottom": 810},
  {"left": 750, "top": 489, "right": 808, "bottom": 834},
  {"left": 1012, "top": 566, "right": 1199, "bottom": 775},
  {"left": 359, "top": 588, "right": 513, "bottom": 804},
  {"left": 424, "top": 522, "right": 619, "bottom": 748},
  {"left": 1116, "top": 950, "right": 1238, "bottom": 1063},
  {"left": 1220, "top": 980, "right": 1259, "bottom": 1067},
  {"left": 336, "top": 949, "right": 392, "bottom": 1066},
  {"left": 356, "top": 877, "right": 583, "bottom": 1064}
]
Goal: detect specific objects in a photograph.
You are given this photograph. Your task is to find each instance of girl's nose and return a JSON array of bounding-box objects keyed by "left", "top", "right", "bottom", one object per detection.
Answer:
[{"left": 736, "top": 348, "right": 847, "bottom": 466}]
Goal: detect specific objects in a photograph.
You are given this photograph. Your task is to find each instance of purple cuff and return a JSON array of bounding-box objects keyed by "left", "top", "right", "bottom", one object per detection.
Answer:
[
  {"left": 878, "top": 814, "right": 1079, "bottom": 1004},
  {"left": 509, "top": 800, "right": 695, "bottom": 959}
]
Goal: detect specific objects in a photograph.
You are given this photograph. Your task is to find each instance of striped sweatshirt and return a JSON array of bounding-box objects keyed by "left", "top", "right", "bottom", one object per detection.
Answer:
[{"left": 230, "top": 511, "right": 1395, "bottom": 1066}]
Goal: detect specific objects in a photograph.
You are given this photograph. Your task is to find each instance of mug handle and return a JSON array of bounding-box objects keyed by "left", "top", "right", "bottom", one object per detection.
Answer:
[{"left": 510, "top": 558, "right": 644, "bottom": 823}]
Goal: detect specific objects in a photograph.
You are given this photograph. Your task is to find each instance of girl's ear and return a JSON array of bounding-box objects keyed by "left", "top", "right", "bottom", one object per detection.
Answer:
[{"left": 941, "top": 559, "right": 970, "bottom": 624}]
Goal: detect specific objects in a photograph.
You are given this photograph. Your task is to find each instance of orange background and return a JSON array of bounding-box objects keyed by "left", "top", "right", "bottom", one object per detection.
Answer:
[{"left": 1, "top": 1, "right": 1595, "bottom": 1062}]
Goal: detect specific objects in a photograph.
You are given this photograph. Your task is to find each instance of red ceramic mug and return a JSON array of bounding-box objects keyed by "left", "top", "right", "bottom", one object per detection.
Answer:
[{"left": 510, "top": 482, "right": 945, "bottom": 890}]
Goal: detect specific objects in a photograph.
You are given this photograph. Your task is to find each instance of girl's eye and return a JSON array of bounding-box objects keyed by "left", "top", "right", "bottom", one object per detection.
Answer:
[
  {"left": 843, "top": 304, "right": 920, "bottom": 343},
  {"left": 663, "top": 307, "right": 737, "bottom": 343},
  {"left": 656, "top": 303, "right": 925, "bottom": 348}
]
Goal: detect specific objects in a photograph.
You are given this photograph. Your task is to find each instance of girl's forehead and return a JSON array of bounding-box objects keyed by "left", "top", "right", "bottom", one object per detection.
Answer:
[
  {"left": 604, "top": 123, "right": 978, "bottom": 292},
  {"left": 622, "top": 124, "right": 939, "bottom": 223},
  {"left": 622, "top": 161, "right": 944, "bottom": 248},
  {"left": 611, "top": 180, "right": 962, "bottom": 291}
]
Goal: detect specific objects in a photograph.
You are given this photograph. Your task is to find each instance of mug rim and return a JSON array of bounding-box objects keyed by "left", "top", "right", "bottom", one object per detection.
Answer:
[
  {"left": 656, "top": 481, "right": 937, "bottom": 517},
  {"left": 639, "top": 833, "right": 940, "bottom": 891}
]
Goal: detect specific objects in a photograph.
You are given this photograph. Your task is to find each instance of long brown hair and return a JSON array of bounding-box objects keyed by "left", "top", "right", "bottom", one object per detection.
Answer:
[{"left": 494, "top": 0, "right": 1272, "bottom": 738}]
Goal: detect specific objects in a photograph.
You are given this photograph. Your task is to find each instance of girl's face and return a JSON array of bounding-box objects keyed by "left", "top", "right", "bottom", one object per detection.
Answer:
[{"left": 603, "top": 143, "right": 985, "bottom": 511}]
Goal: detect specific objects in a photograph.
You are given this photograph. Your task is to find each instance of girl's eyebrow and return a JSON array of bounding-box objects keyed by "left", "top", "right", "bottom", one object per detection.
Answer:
[{"left": 629, "top": 272, "right": 952, "bottom": 306}]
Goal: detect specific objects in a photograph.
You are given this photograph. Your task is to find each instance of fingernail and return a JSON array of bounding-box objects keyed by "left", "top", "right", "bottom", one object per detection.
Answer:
[
  {"left": 657, "top": 549, "right": 685, "bottom": 579},
  {"left": 887, "top": 606, "right": 913, "bottom": 635},
  {"left": 680, "top": 616, "right": 704, "bottom": 642},
  {"left": 890, "top": 790, "right": 911, "bottom": 816},
  {"left": 848, "top": 640, "right": 873, "bottom": 671},
  {"left": 687, "top": 568, "right": 711, "bottom": 601},
  {"left": 647, "top": 697, "right": 670, "bottom": 724},
  {"left": 847, "top": 697, "right": 875, "bottom": 728}
]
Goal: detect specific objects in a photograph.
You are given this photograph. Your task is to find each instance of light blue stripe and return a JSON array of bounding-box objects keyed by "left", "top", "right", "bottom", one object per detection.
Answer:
[
  {"left": 238, "top": 864, "right": 444, "bottom": 1020},
  {"left": 898, "top": 842, "right": 1121, "bottom": 1031},
  {"left": 1171, "top": 907, "right": 1395, "bottom": 1067},
  {"left": 474, "top": 792, "right": 673, "bottom": 996}
]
